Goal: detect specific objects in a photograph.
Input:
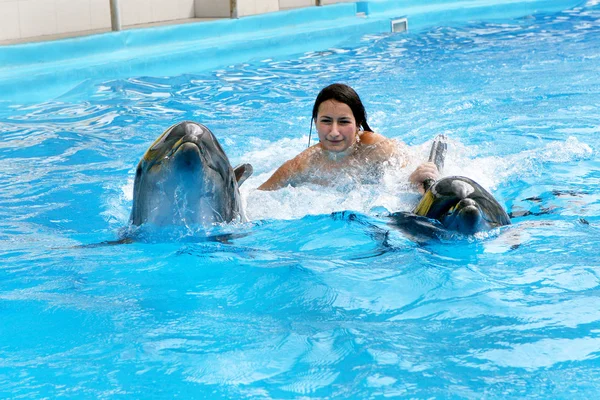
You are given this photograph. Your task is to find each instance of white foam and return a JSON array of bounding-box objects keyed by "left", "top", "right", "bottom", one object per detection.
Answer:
[
  {"left": 541, "top": 136, "right": 593, "bottom": 162},
  {"left": 241, "top": 135, "right": 594, "bottom": 221},
  {"left": 101, "top": 176, "right": 134, "bottom": 227},
  {"left": 106, "top": 136, "right": 594, "bottom": 225}
]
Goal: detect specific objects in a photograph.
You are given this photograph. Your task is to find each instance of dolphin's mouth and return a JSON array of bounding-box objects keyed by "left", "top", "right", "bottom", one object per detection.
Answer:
[{"left": 170, "top": 140, "right": 227, "bottom": 182}]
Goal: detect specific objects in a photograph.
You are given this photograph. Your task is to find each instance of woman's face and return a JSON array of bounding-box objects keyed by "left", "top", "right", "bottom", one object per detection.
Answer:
[{"left": 315, "top": 100, "right": 359, "bottom": 153}]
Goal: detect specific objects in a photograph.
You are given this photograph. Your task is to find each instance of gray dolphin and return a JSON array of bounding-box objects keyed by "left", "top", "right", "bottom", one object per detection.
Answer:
[
  {"left": 389, "top": 135, "right": 510, "bottom": 237},
  {"left": 413, "top": 176, "right": 511, "bottom": 235},
  {"left": 130, "top": 121, "right": 252, "bottom": 227}
]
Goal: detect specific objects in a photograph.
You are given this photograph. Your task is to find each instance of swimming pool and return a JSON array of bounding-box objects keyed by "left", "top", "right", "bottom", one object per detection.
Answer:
[{"left": 1, "top": 1, "right": 600, "bottom": 398}]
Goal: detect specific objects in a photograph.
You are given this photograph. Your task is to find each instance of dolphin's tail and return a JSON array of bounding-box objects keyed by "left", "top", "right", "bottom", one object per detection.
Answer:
[{"left": 423, "top": 134, "right": 448, "bottom": 192}]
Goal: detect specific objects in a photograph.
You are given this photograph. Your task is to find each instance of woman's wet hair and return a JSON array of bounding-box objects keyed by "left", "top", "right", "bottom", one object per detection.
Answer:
[{"left": 311, "top": 83, "right": 373, "bottom": 132}]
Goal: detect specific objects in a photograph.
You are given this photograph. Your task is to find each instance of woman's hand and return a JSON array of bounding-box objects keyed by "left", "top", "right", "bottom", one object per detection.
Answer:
[{"left": 409, "top": 162, "right": 440, "bottom": 194}]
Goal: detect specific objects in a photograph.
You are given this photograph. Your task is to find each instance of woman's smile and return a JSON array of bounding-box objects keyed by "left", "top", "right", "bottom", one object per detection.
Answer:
[{"left": 316, "top": 99, "right": 358, "bottom": 153}]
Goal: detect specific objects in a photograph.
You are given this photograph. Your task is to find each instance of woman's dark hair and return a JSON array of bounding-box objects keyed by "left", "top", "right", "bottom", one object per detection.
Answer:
[
  {"left": 308, "top": 83, "right": 372, "bottom": 147},
  {"left": 312, "top": 83, "right": 372, "bottom": 131}
]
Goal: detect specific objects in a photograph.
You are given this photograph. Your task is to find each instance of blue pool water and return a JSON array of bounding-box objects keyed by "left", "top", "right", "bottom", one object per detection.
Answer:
[{"left": 1, "top": 3, "right": 600, "bottom": 398}]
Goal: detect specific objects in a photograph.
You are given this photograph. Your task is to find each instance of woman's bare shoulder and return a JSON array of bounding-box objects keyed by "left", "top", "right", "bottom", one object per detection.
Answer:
[
  {"left": 358, "top": 132, "right": 408, "bottom": 166},
  {"left": 359, "top": 131, "right": 389, "bottom": 145},
  {"left": 358, "top": 131, "right": 399, "bottom": 153},
  {"left": 291, "top": 144, "right": 321, "bottom": 167}
]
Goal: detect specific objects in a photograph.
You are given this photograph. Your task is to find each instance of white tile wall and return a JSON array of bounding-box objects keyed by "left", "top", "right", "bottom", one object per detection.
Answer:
[
  {"left": 151, "top": 0, "right": 184, "bottom": 23},
  {"left": 123, "top": 0, "right": 204, "bottom": 24},
  {"left": 279, "top": 0, "right": 314, "bottom": 10},
  {"left": 237, "top": 0, "right": 279, "bottom": 17},
  {"left": 18, "top": 0, "right": 58, "bottom": 38},
  {"left": 120, "top": 0, "right": 153, "bottom": 26},
  {"left": 195, "top": 0, "right": 230, "bottom": 18},
  {"left": 0, "top": 1, "right": 20, "bottom": 41},
  {"left": 178, "top": 0, "right": 195, "bottom": 19},
  {"left": 320, "top": 0, "right": 353, "bottom": 4},
  {"left": 90, "top": 0, "right": 111, "bottom": 30},
  {"left": 56, "top": 0, "right": 92, "bottom": 34},
  {"left": 1, "top": 0, "right": 324, "bottom": 42},
  {"left": 237, "top": 0, "right": 253, "bottom": 17},
  {"left": 254, "top": 0, "right": 279, "bottom": 15}
]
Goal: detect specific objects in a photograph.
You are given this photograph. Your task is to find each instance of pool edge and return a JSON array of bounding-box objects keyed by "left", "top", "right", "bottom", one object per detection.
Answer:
[{"left": 0, "top": 0, "right": 587, "bottom": 105}]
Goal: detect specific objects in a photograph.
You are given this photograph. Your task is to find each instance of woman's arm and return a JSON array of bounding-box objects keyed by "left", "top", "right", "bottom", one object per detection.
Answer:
[
  {"left": 363, "top": 132, "right": 439, "bottom": 193},
  {"left": 364, "top": 132, "right": 439, "bottom": 193},
  {"left": 257, "top": 158, "right": 297, "bottom": 191},
  {"left": 257, "top": 147, "right": 316, "bottom": 191}
]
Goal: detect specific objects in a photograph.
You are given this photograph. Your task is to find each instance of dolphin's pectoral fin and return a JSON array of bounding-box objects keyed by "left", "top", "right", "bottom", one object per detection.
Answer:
[
  {"left": 388, "top": 211, "right": 448, "bottom": 243},
  {"left": 73, "top": 237, "right": 135, "bottom": 249},
  {"left": 234, "top": 163, "right": 254, "bottom": 186}
]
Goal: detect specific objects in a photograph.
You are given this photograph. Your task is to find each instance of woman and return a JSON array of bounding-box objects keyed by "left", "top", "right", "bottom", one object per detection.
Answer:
[{"left": 258, "top": 83, "right": 437, "bottom": 193}]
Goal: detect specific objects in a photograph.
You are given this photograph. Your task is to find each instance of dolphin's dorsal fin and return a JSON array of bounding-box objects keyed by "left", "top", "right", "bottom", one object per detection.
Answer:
[{"left": 233, "top": 163, "right": 253, "bottom": 186}]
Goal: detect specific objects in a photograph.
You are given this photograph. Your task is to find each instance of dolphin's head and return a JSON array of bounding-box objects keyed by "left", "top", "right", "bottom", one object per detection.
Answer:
[
  {"left": 414, "top": 177, "right": 511, "bottom": 235},
  {"left": 130, "top": 122, "right": 249, "bottom": 227}
]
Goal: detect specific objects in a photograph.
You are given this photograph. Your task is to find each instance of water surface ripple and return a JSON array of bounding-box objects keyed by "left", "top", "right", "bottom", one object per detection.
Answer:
[{"left": 1, "top": 4, "right": 600, "bottom": 399}]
